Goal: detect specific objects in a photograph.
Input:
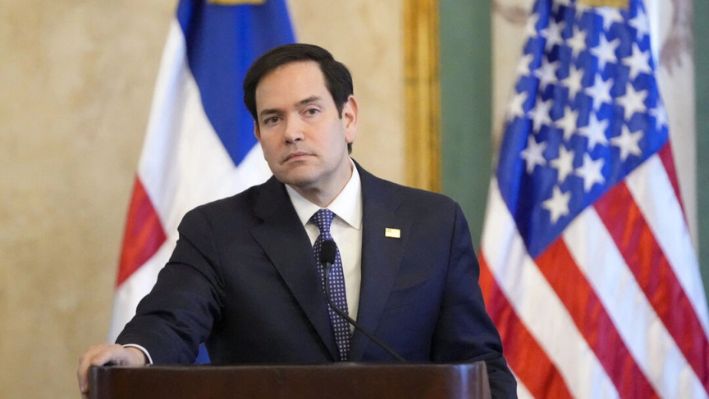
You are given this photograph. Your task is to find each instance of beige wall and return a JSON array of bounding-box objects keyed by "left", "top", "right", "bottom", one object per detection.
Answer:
[
  {"left": 0, "top": 1, "right": 403, "bottom": 398},
  {"left": 289, "top": 0, "right": 405, "bottom": 181}
]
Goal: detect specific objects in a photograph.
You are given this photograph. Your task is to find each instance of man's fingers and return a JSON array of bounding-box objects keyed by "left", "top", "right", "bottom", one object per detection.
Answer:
[
  {"left": 77, "top": 344, "right": 148, "bottom": 396},
  {"left": 76, "top": 344, "right": 124, "bottom": 394}
]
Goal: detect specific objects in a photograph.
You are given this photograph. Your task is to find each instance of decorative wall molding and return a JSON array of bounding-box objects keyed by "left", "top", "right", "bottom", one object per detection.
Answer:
[{"left": 404, "top": 0, "right": 441, "bottom": 191}]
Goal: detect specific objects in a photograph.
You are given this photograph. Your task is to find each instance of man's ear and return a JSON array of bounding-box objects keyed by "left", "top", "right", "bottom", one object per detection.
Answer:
[
  {"left": 253, "top": 123, "right": 261, "bottom": 140},
  {"left": 342, "top": 95, "right": 358, "bottom": 144}
]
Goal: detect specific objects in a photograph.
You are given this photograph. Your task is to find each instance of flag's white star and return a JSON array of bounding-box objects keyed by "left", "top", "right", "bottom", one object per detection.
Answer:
[
  {"left": 556, "top": 106, "right": 578, "bottom": 140},
  {"left": 530, "top": 97, "right": 553, "bottom": 132},
  {"left": 611, "top": 125, "right": 643, "bottom": 160},
  {"left": 567, "top": 28, "right": 587, "bottom": 58},
  {"left": 551, "top": 145, "right": 575, "bottom": 183},
  {"left": 526, "top": 13, "right": 541, "bottom": 37},
  {"left": 585, "top": 75, "right": 613, "bottom": 111},
  {"left": 591, "top": 35, "right": 619, "bottom": 71},
  {"left": 563, "top": 65, "right": 584, "bottom": 99},
  {"left": 521, "top": 136, "right": 547, "bottom": 173},
  {"left": 543, "top": 21, "right": 565, "bottom": 50},
  {"left": 629, "top": 10, "right": 651, "bottom": 40},
  {"left": 507, "top": 91, "right": 528, "bottom": 119},
  {"left": 536, "top": 59, "right": 559, "bottom": 89},
  {"left": 578, "top": 113, "right": 609, "bottom": 149},
  {"left": 542, "top": 186, "right": 571, "bottom": 224},
  {"left": 650, "top": 106, "right": 668, "bottom": 129},
  {"left": 617, "top": 83, "right": 647, "bottom": 120},
  {"left": 517, "top": 53, "right": 534, "bottom": 76},
  {"left": 595, "top": 7, "right": 623, "bottom": 31},
  {"left": 624, "top": 43, "right": 653, "bottom": 80},
  {"left": 575, "top": 153, "right": 605, "bottom": 191}
]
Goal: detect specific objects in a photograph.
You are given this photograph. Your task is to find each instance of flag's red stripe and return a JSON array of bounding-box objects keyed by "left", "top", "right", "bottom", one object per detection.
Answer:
[
  {"left": 595, "top": 182, "right": 709, "bottom": 391},
  {"left": 116, "top": 177, "right": 167, "bottom": 287},
  {"left": 480, "top": 254, "right": 573, "bottom": 399},
  {"left": 657, "top": 143, "right": 687, "bottom": 218},
  {"left": 535, "top": 239, "right": 659, "bottom": 398}
]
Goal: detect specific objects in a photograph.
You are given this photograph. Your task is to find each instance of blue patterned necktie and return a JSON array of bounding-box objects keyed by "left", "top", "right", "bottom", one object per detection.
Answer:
[{"left": 311, "top": 209, "right": 351, "bottom": 361}]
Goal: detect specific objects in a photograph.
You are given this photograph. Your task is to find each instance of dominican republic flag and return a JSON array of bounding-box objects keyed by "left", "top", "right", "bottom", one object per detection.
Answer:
[
  {"left": 479, "top": 0, "right": 709, "bottom": 398},
  {"left": 108, "top": 0, "right": 294, "bottom": 360}
]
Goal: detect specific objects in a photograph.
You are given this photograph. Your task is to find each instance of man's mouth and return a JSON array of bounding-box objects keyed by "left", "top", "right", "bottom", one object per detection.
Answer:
[{"left": 283, "top": 151, "right": 312, "bottom": 163}]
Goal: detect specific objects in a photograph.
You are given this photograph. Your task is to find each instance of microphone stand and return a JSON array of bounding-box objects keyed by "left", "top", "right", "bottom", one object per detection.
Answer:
[{"left": 322, "top": 258, "right": 406, "bottom": 363}]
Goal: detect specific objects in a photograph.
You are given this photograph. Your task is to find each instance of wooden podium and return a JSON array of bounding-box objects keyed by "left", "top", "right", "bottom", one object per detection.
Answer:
[{"left": 89, "top": 362, "right": 491, "bottom": 399}]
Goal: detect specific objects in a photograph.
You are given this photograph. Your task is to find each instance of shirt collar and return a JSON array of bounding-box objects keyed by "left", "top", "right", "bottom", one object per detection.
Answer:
[{"left": 285, "top": 159, "right": 362, "bottom": 230}]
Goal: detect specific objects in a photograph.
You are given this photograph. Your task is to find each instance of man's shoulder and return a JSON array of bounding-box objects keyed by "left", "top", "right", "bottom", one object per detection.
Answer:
[
  {"left": 359, "top": 166, "right": 458, "bottom": 210},
  {"left": 182, "top": 177, "right": 281, "bottom": 223}
]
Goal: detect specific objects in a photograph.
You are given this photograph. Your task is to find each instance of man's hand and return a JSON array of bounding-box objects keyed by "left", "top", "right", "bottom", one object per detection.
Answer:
[{"left": 77, "top": 344, "right": 147, "bottom": 396}]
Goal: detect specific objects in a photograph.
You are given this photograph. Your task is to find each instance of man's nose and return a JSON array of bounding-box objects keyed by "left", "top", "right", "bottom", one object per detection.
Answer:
[{"left": 283, "top": 116, "right": 304, "bottom": 143}]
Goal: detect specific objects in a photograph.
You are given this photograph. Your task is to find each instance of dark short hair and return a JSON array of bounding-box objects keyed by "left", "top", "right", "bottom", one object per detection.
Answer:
[{"left": 243, "top": 43, "right": 354, "bottom": 125}]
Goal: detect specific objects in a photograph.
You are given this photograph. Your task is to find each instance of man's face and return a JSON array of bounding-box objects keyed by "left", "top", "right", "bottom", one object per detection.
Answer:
[{"left": 254, "top": 61, "right": 357, "bottom": 198}]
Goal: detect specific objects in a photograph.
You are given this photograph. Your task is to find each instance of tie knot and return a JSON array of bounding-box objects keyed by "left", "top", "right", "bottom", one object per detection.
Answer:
[{"left": 311, "top": 208, "right": 334, "bottom": 235}]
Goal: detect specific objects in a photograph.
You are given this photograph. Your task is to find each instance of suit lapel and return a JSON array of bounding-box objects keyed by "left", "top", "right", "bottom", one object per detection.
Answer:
[
  {"left": 249, "top": 177, "right": 338, "bottom": 360},
  {"left": 349, "top": 167, "right": 409, "bottom": 360}
]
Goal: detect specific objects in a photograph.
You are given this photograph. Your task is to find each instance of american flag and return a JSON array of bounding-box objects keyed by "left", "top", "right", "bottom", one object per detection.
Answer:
[
  {"left": 108, "top": 0, "right": 294, "bottom": 362},
  {"left": 479, "top": 0, "right": 709, "bottom": 397}
]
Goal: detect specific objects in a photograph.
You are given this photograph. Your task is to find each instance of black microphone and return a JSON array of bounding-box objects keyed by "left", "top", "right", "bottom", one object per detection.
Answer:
[{"left": 319, "top": 239, "right": 406, "bottom": 362}]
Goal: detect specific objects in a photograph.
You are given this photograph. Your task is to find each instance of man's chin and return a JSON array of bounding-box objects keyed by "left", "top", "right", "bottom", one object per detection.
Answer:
[{"left": 273, "top": 170, "right": 317, "bottom": 189}]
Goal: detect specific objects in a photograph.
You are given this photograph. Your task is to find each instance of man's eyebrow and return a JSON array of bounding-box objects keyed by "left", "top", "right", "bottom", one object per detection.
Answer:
[
  {"left": 258, "top": 96, "right": 322, "bottom": 119},
  {"left": 296, "top": 96, "right": 322, "bottom": 106},
  {"left": 258, "top": 108, "right": 282, "bottom": 119}
]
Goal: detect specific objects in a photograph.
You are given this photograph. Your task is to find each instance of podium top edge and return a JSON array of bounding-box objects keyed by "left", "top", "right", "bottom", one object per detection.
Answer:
[{"left": 92, "top": 361, "right": 485, "bottom": 372}]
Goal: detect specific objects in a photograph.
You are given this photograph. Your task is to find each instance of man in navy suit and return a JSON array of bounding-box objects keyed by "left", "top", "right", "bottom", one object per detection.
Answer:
[{"left": 79, "top": 43, "right": 516, "bottom": 397}]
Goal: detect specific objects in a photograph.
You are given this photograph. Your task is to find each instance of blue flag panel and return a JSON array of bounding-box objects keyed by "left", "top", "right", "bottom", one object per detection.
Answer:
[{"left": 177, "top": 0, "right": 295, "bottom": 166}]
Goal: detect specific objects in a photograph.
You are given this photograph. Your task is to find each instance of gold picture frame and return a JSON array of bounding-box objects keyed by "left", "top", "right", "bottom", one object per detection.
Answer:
[{"left": 404, "top": 0, "right": 441, "bottom": 192}]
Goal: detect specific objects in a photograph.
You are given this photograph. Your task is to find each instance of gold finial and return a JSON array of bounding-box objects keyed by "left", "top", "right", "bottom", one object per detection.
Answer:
[
  {"left": 579, "top": 0, "right": 629, "bottom": 7},
  {"left": 208, "top": 0, "right": 265, "bottom": 5}
]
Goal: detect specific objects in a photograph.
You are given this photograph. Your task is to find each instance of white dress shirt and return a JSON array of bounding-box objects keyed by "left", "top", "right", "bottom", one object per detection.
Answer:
[{"left": 285, "top": 160, "right": 363, "bottom": 322}]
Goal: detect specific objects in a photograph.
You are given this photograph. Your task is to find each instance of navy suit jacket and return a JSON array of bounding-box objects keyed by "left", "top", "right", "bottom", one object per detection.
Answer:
[{"left": 117, "top": 164, "right": 516, "bottom": 397}]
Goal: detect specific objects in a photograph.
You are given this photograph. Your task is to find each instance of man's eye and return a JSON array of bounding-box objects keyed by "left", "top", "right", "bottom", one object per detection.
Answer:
[
  {"left": 304, "top": 107, "right": 320, "bottom": 116},
  {"left": 263, "top": 116, "right": 280, "bottom": 125}
]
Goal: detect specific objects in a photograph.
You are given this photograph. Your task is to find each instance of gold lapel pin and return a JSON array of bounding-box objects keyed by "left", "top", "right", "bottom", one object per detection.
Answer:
[{"left": 385, "top": 228, "right": 401, "bottom": 238}]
